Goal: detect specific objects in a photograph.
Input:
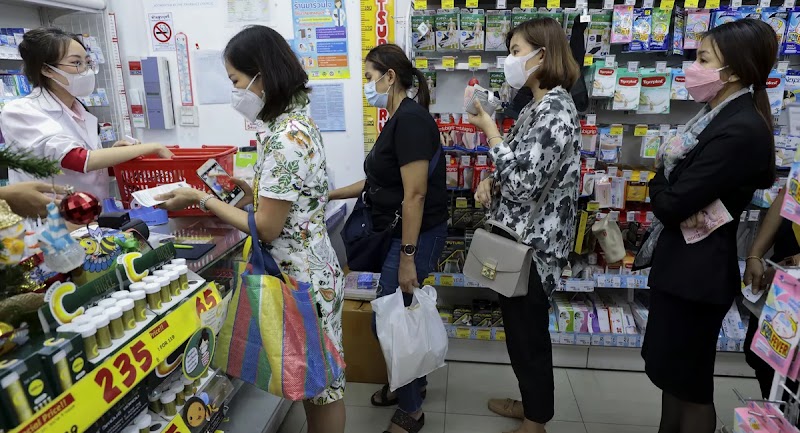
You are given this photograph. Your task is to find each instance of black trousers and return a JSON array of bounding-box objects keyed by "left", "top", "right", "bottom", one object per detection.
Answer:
[{"left": 497, "top": 263, "right": 555, "bottom": 424}]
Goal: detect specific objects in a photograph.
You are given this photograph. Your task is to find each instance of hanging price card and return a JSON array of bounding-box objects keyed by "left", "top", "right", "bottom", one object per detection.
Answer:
[
  {"left": 643, "top": 0, "right": 654, "bottom": 7},
  {"left": 442, "top": 0, "right": 455, "bottom": 8},
  {"left": 496, "top": 329, "right": 506, "bottom": 341},
  {"left": 785, "top": 0, "right": 796, "bottom": 8},
  {"left": 414, "top": 0, "right": 427, "bottom": 9},
  {"left": 442, "top": 57, "right": 456, "bottom": 70},
  {"left": 547, "top": 0, "right": 561, "bottom": 8},
  {"left": 603, "top": 0, "right": 614, "bottom": 9},
  {"left": 497, "top": 0, "right": 508, "bottom": 8},
  {"left": 660, "top": 0, "right": 675, "bottom": 8},
  {"left": 705, "top": 0, "right": 720, "bottom": 8},
  {"left": 467, "top": 0, "right": 479, "bottom": 7},
  {"left": 9, "top": 285, "right": 221, "bottom": 433},
  {"left": 634, "top": 125, "right": 649, "bottom": 136},
  {"left": 468, "top": 56, "right": 482, "bottom": 70},
  {"left": 521, "top": 0, "right": 535, "bottom": 7},
  {"left": 161, "top": 415, "right": 191, "bottom": 433},
  {"left": 423, "top": 275, "right": 436, "bottom": 286},
  {"left": 456, "top": 327, "right": 472, "bottom": 339},
  {"left": 685, "top": 0, "right": 699, "bottom": 7},
  {"left": 439, "top": 275, "right": 455, "bottom": 287},
  {"left": 731, "top": 0, "right": 742, "bottom": 7},
  {"left": 415, "top": 57, "right": 429, "bottom": 70},
  {"left": 760, "top": 0, "right": 771, "bottom": 7},
  {"left": 610, "top": 124, "right": 624, "bottom": 136},
  {"left": 584, "top": 55, "right": 594, "bottom": 66},
  {"left": 477, "top": 329, "right": 492, "bottom": 340}
]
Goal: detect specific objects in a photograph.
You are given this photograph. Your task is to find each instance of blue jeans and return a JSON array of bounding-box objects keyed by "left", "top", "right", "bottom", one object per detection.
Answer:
[{"left": 373, "top": 222, "right": 447, "bottom": 413}]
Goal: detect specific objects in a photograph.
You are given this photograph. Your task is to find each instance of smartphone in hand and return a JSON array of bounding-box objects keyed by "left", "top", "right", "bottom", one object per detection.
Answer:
[{"left": 196, "top": 159, "right": 245, "bottom": 207}]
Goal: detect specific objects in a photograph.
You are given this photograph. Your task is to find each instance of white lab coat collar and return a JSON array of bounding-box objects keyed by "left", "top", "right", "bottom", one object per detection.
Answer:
[{"left": 26, "top": 87, "right": 96, "bottom": 148}]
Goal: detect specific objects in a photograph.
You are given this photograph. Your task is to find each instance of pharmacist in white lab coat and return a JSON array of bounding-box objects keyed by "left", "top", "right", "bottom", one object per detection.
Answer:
[{"left": 0, "top": 28, "right": 172, "bottom": 200}]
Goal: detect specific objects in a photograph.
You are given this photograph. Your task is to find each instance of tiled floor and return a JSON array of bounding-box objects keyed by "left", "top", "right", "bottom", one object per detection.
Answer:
[{"left": 276, "top": 362, "right": 762, "bottom": 433}]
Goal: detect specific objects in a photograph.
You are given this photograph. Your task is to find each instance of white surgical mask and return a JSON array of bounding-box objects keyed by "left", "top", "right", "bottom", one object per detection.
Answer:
[
  {"left": 231, "top": 73, "right": 265, "bottom": 122},
  {"left": 47, "top": 64, "right": 96, "bottom": 98},
  {"left": 503, "top": 48, "right": 543, "bottom": 89},
  {"left": 364, "top": 73, "right": 390, "bottom": 108}
]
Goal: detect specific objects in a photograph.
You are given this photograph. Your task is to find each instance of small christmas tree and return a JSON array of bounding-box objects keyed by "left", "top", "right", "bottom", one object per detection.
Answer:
[{"left": 0, "top": 148, "right": 61, "bottom": 327}]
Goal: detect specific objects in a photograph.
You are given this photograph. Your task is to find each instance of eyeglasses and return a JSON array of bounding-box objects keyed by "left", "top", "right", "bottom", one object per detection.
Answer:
[{"left": 54, "top": 60, "right": 99, "bottom": 76}]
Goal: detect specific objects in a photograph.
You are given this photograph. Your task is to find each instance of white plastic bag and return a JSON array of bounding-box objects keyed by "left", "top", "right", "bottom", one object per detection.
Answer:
[{"left": 371, "top": 286, "right": 448, "bottom": 391}]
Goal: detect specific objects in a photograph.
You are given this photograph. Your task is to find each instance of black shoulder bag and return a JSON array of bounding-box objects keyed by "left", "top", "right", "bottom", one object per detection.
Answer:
[{"left": 341, "top": 146, "right": 442, "bottom": 272}]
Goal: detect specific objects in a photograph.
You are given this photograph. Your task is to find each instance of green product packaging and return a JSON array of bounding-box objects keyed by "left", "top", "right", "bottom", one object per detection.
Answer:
[
  {"left": 637, "top": 69, "right": 671, "bottom": 114},
  {"left": 649, "top": 7, "right": 672, "bottom": 51},
  {"left": 436, "top": 9, "right": 461, "bottom": 52},
  {"left": 38, "top": 333, "right": 89, "bottom": 394},
  {"left": 485, "top": 10, "right": 511, "bottom": 51},
  {"left": 460, "top": 9, "right": 485, "bottom": 51},
  {"left": 512, "top": 8, "right": 538, "bottom": 28},
  {"left": 412, "top": 10, "right": 437, "bottom": 52},
  {"left": 587, "top": 10, "right": 612, "bottom": 57},
  {"left": 0, "top": 346, "right": 57, "bottom": 428},
  {"left": 537, "top": 8, "right": 564, "bottom": 26},
  {"left": 612, "top": 68, "right": 641, "bottom": 111}
]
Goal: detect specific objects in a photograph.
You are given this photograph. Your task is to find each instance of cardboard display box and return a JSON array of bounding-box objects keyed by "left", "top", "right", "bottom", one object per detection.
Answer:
[{"left": 342, "top": 300, "right": 388, "bottom": 385}]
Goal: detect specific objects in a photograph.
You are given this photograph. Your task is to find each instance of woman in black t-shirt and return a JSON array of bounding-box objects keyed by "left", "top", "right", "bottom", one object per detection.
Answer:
[{"left": 330, "top": 44, "right": 447, "bottom": 433}]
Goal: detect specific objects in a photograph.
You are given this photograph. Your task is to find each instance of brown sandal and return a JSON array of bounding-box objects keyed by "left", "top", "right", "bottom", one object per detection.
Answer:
[{"left": 488, "top": 398, "right": 524, "bottom": 419}]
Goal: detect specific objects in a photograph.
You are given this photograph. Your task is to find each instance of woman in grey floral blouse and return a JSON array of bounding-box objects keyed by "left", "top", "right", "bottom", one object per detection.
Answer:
[{"left": 467, "top": 17, "right": 580, "bottom": 433}]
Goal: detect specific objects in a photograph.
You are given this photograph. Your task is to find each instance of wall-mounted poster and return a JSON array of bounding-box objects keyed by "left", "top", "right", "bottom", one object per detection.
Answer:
[{"left": 291, "top": 0, "right": 350, "bottom": 80}]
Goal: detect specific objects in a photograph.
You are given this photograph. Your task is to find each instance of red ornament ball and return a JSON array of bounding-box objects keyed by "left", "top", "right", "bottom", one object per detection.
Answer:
[{"left": 60, "top": 191, "right": 102, "bottom": 225}]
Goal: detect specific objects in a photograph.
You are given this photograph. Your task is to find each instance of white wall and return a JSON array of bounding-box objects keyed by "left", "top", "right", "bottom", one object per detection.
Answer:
[{"left": 107, "top": 0, "right": 368, "bottom": 189}]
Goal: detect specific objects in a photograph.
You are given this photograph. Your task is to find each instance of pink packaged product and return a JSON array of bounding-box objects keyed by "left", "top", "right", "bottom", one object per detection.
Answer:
[
  {"left": 750, "top": 269, "right": 800, "bottom": 377},
  {"left": 683, "top": 9, "right": 710, "bottom": 50},
  {"left": 611, "top": 5, "right": 634, "bottom": 44}
]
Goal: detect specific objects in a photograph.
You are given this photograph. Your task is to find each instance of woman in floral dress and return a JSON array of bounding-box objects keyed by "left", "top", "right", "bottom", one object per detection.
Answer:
[{"left": 157, "top": 25, "right": 346, "bottom": 433}]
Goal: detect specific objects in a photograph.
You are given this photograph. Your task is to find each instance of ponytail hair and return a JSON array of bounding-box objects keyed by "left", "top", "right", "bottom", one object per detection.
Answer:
[
  {"left": 704, "top": 19, "right": 777, "bottom": 187},
  {"left": 365, "top": 43, "right": 431, "bottom": 110},
  {"left": 411, "top": 67, "right": 432, "bottom": 109}
]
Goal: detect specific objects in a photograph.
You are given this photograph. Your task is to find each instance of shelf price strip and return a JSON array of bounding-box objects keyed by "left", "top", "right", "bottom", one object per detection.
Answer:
[{"left": 10, "top": 285, "right": 221, "bottom": 433}]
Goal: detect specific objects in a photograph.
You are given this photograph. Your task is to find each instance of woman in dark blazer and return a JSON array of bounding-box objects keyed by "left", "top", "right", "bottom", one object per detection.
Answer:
[{"left": 641, "top": 19, "right": 776, "bottom": 433}]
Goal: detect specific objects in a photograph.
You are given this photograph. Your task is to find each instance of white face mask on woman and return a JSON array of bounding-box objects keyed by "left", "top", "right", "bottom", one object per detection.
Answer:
[
  {"left": 231, "top": 73, "right": 265, "bottom": 122},
  {"left": 503, "top": 48, "right": 543, "bottom": 89},
  {"left": 47, "top": 64, "right": 96, "bottom": 98}
]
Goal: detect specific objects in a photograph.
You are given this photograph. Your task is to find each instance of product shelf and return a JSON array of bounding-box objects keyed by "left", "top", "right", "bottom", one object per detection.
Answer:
[{"left": 9, "top": 283, "right": 223, "bottom": 433}]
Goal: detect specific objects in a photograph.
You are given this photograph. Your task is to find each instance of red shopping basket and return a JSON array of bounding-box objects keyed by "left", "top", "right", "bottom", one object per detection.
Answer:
[{"left": 114, "top": 145, "right": 238, "bottom": 217}]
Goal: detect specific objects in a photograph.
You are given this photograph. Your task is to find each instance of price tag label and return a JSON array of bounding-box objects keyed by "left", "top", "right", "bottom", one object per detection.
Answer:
[
  {"left": 627, "top": 60, "right": 639, "bottom": 73},
  {"left": 577, "top": 0, "right": 588, "bottom": 8},
  {"left": 423, "top": 275, "right": 436, "bottom": 286},
  {"left": 705, "top": 0, "right": 720, "bottom": 8},
  {"left": 586, "top": 114, "right": 597, "bottom": 125},
  {"left": 587, "top": 201, "right": 601, "bottom": 211},
  {"left": 415, "top": 57, "right": 429, "bottom": 70},
  {"left": 497, "top": 0, "right": 507, "bottom": 8},
  {"left": 788, "top": 104, "right": 800, "bottom": 137},
  {"left": 547, "top": 0, "right": 561, "bottom": 8},
  {"left": 414, "top": 0, "right": 427, "bottom": 9},
  {"left": 522, "top": 0, "right": 535, "bottom": 7},
  {"left": 760, "top": 0, "right": 771, "bottom": 7},
  {"left": 660, "top": 0, "right": 675, "bottom": 8},
  {"left": 477, "top": 329, "right": 492, "bottom": 340},
  {"left": 583, "top": 55, "right": 594, "bottom": 66},
  {"left": 659, "top": 123, "right": 671, "bottom": 134},
  {"left": 655, "top": 61, "right": 667, "bottom": 73},
  {"left": 468, "top": 55, "right": 482, "bottom": 70},
  {"left": 643, "top": 0, "right": 655, "bottom": 6},
  {"left": 605, "top": 55, "right": 616, "bottom": 67},
  {"left": 442, "top": 56, "right": 456, "bottom": 70},
  {"left": 731, "top": 0, "right": 742, "bottom": 8},
  {"left": 778, "top": 60, "right": 790, "bottom": 74},
  {"left": 685, "top": 0, "right": 699, "bottom": 7},
  {"left": 610, "top": 124, "right": 624, "bottom": 136},
  {"left": 466, "top": 0, "right": 479, "bottom": 7},
  {"left": 603, "top": 0, "right": 614, "bottom": 9},
  {"left": 439, "top": 275, "right": 455, "bottom": 287},
  {"left": 456, "top": 327, "right": 472, "bottom": 339},
  {"left": 625, "top": 0, "right": 636, "bottom": 5},
  {"left": 496, "top": 56, "right": 506, "bottom": 69},
  {"left": 495, "top": 329, "right": 506, "bottom": 341},
  {"left": 634, "top": 124, "right": 649, "bottom": 136},
  {"left": 10, "top": 285, "right": 220, "bottom": 433},
  {"left": 442, "top": 0, "right": 455, "bottom": 9},
  {"left": 785, "top": 0, "right": 796, "bottom": 8}
]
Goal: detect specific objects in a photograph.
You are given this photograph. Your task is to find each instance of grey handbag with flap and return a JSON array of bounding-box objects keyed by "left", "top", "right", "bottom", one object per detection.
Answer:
[{"left": 464, "top": 147, "right": 568, "bottom": 297}]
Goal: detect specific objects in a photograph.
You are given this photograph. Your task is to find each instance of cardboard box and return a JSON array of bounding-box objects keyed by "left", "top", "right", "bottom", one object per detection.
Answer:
[{"left": 342, "top": 300, "right": 388, "bottom": 385}]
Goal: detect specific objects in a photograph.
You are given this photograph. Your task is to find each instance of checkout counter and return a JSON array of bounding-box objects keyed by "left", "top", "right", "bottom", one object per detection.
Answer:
[{"left": 152, "top": 202, "right": 348, "bottom": 433}]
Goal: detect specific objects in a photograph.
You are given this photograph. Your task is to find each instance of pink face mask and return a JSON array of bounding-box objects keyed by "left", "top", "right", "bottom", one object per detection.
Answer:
[{"left": 684, "top": 62, "right": 728, "bottom": 102}]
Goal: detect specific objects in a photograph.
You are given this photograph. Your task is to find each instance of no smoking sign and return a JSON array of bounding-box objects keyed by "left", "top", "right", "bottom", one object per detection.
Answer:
[{"left": 148, "top": 12, "right": 175, "bottom": 51}]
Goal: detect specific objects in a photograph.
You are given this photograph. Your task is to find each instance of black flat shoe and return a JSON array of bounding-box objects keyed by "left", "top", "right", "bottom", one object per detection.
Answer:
[
  {"left": 370, "top": 384, "right": 427, "bottom": 407},
  {"left": 382, "top": 410, "right": 425, "bottom": 433}
]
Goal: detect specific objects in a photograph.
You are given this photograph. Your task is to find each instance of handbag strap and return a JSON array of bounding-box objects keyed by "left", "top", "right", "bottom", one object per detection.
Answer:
[{"left": 247, "top": 210, "right": 283, "bottom": 278}]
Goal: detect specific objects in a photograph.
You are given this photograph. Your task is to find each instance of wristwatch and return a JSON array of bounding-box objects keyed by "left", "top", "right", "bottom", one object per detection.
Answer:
[{"left": 401, "top": 244, "right": 417, "bottom": 256}]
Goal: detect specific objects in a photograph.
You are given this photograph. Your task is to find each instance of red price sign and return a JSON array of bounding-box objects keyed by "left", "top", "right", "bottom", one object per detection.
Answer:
[
  {"left": 93, "top": 340, "right": 153, "bottom": 403},
  {"left": 163, "top": 416, "right": 190, "bottom": 433}
]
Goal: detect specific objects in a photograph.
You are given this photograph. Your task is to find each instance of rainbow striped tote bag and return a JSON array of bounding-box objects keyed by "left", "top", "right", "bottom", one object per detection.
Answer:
[{"left": 213, "top": 212, "right": 345, "bottom": 400}]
